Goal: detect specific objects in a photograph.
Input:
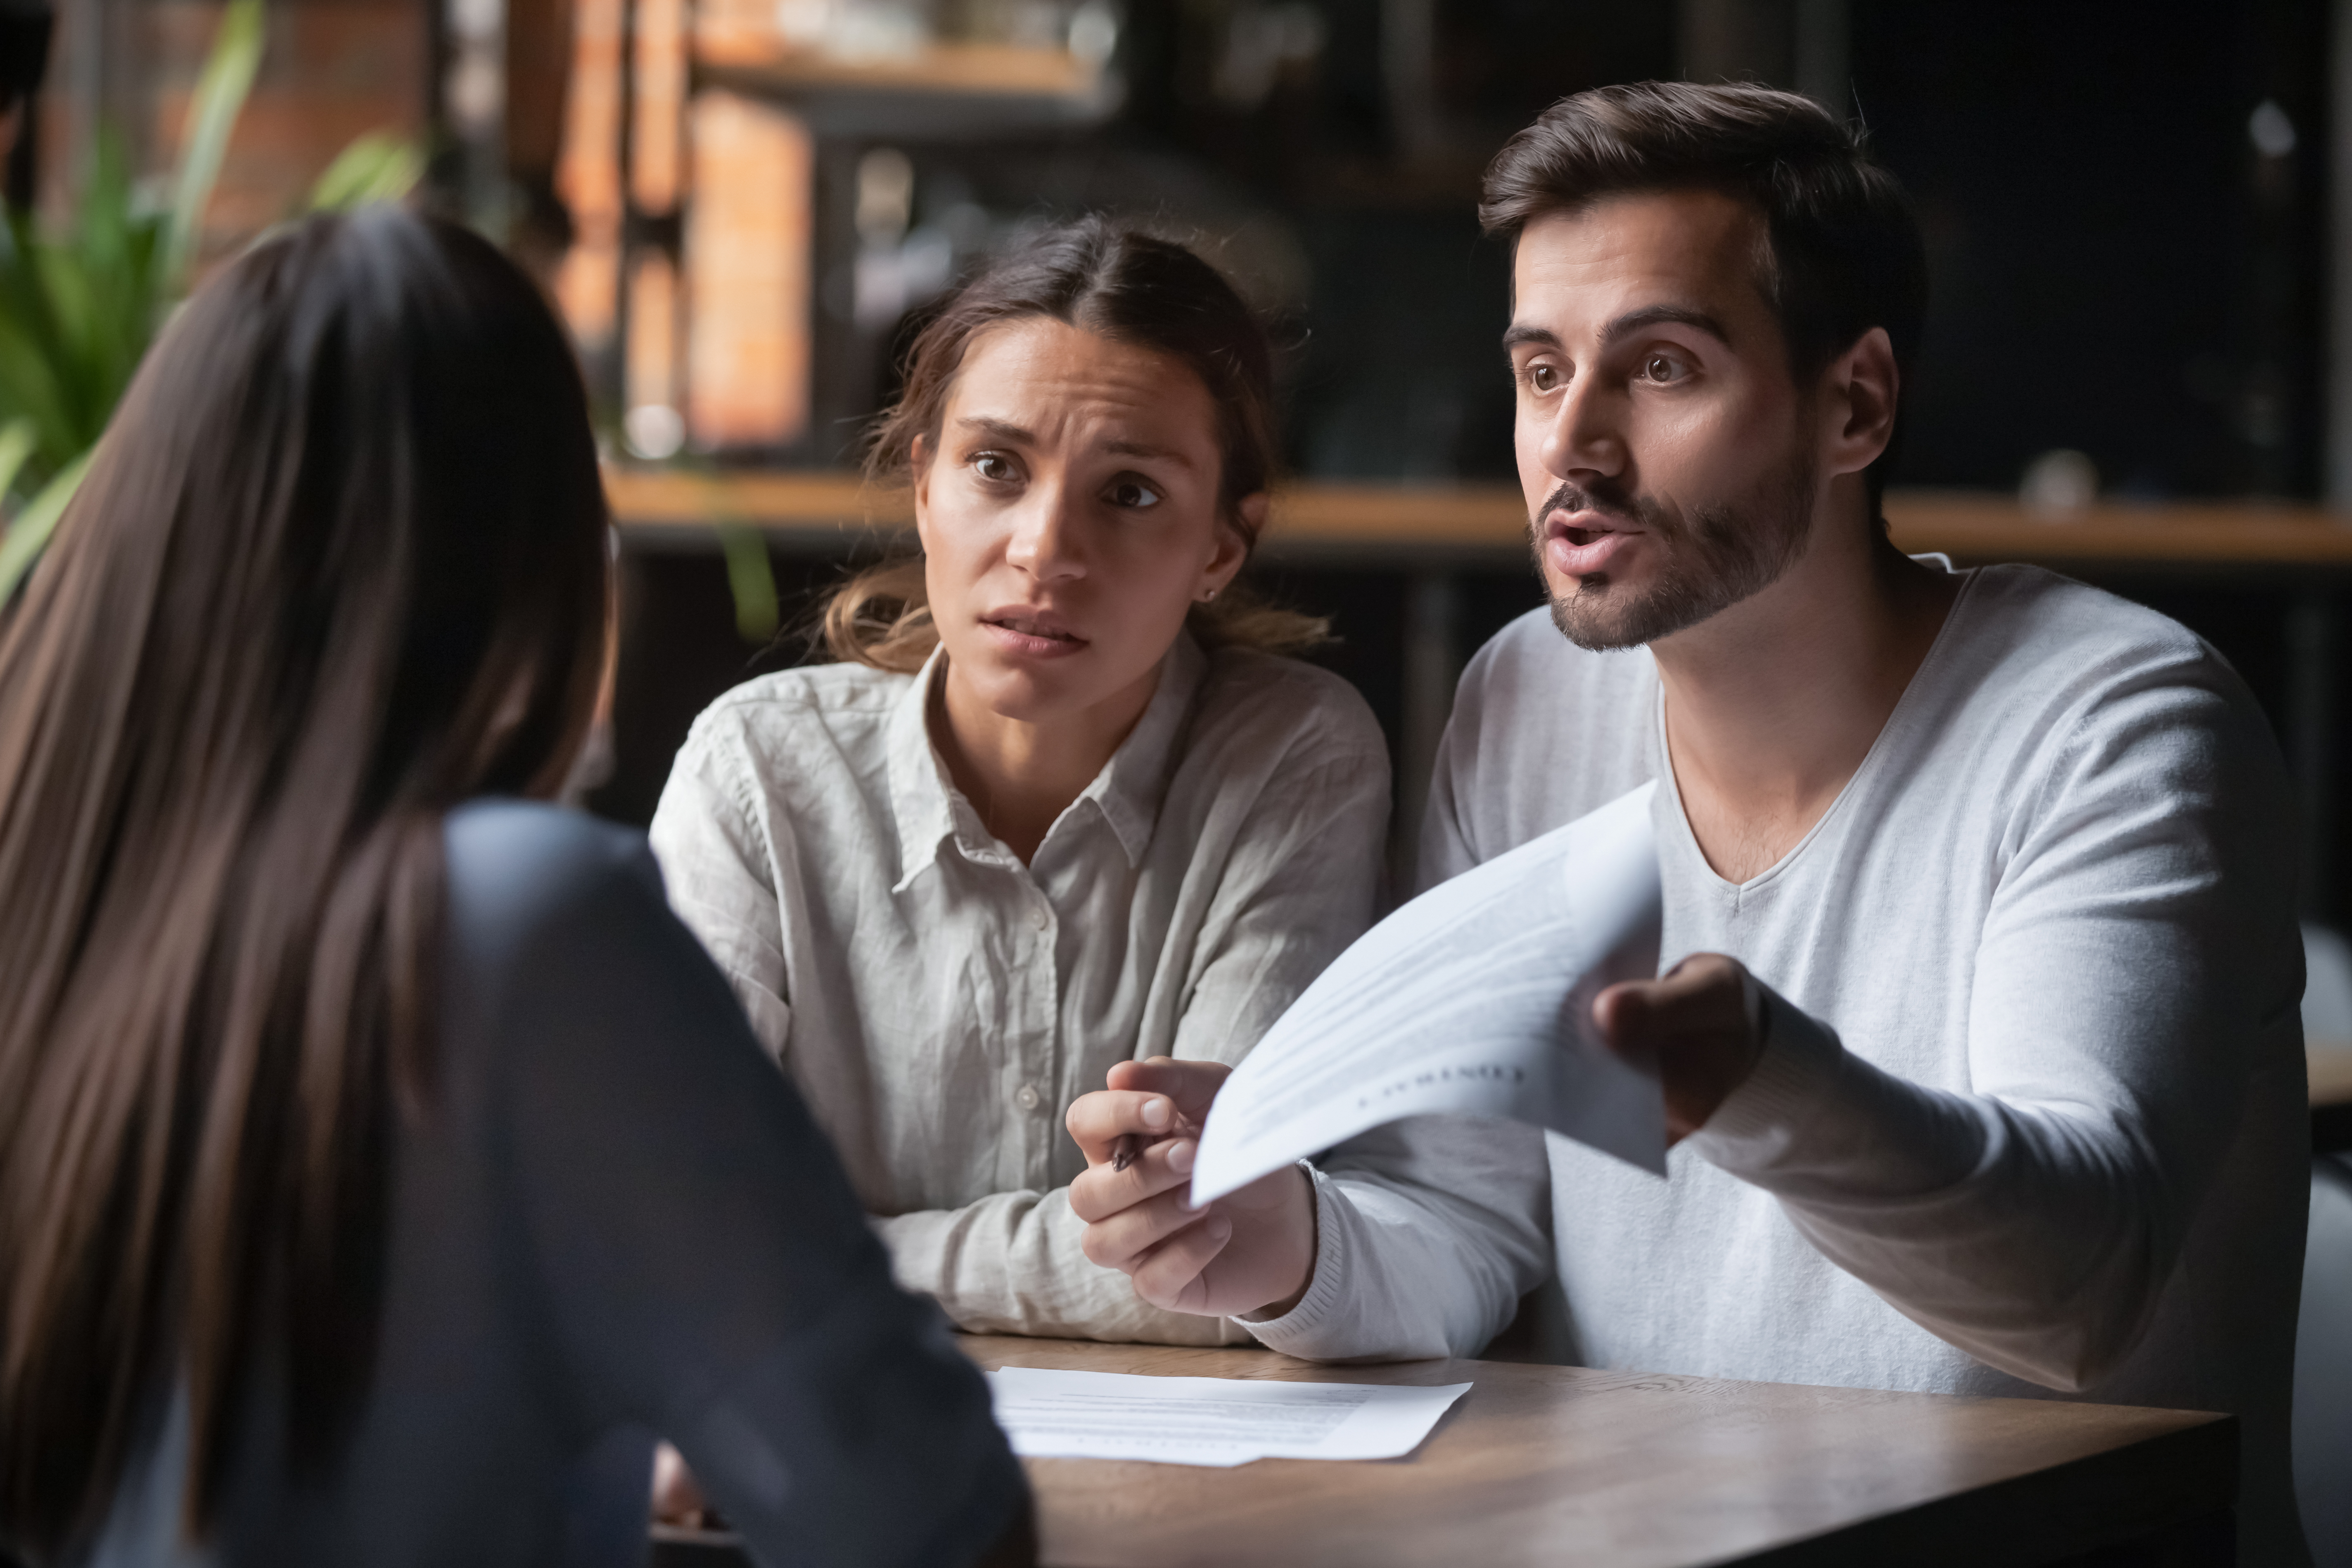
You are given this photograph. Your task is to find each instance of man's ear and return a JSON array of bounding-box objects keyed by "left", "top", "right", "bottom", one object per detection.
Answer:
[{"left": 1824, "top": 326, "right": 1899, "bottom": 479}]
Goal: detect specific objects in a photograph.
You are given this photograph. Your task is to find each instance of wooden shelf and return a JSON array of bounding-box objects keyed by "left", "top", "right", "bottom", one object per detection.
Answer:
[
  {"left": 689, "top": 38, "right": 1114, "bottom": 136},
  {"left": 607, "top": 468, "right": 2352, "bottom": 570},
  {"left": 695, "top": 39, "right": 1100, "bottom": 98}
]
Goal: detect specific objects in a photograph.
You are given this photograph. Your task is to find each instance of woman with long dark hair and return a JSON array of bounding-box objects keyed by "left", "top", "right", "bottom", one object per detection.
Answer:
[
  {"left": 0, "top": 208, "right": 1026, "bottom": 1567},
  {"left": 650, "top": 220, "right": 1391, "bottom": 1345}
]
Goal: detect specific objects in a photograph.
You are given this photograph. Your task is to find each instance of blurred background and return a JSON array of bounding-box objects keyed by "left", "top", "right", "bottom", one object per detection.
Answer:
[
  {"left": 7, "top": 1, "right": 2352, "bottom": 1556},
  {"left": 11, "top": 0, "right": 2349, "bottom": 896}
]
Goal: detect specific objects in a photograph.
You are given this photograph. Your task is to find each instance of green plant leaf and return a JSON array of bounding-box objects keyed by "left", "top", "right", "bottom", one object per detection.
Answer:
[
  {"left": 0, "top": 447, "right": 90, "bottom": 607},
  {"left": 307, "top": 133, "right": 424, "bottom": 213},
  {"left": 716, "top": 524, "right": 781, "bottom": 643},
  {"left": 0, "top": 418, "right": 36, "bottom": 503},
  {"left": 163, "top": 0, "right": 265, "bottom": 288}
]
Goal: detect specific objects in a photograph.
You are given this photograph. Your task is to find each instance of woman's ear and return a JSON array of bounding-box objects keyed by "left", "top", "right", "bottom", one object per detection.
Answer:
[
  {"left": 910, "top": 434, "right": 934, "bottom": 544},
  {"left": 1207, "top": 493, "right": 1263, "bottom": 595}
]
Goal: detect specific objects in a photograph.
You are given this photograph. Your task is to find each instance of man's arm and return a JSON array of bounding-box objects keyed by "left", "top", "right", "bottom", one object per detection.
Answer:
[{"left": 1610, "top": 668, "right": 2304, "bottom": 1392}]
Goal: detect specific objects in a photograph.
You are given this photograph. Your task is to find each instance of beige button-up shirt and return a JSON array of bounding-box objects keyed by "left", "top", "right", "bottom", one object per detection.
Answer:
[{"left": 648, "top": 634, "right": 1389, "bottom": 1343}]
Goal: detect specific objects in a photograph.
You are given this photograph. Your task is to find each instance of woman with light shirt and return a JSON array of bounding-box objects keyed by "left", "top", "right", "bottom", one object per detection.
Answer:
[{"left": 650, "top": 220, "right": 1390, "bottom": 1344}]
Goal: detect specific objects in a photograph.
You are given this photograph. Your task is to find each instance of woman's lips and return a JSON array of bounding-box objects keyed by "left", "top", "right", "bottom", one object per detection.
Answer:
[
  {"left": 1544, "top": 514, "right": 1641, "bottom": 578},
  {"left": 980, "top": 612, "right": 1088, "bottom": 659}
]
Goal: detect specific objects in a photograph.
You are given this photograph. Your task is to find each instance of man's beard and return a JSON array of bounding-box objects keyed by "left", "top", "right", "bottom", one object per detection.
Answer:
[{"left": 1527, "top": 446, "right": 1819, "bottom": 652}]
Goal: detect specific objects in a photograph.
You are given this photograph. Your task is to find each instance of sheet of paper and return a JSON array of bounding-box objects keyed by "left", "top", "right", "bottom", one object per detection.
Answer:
[
  {"left": 986, "top": 1367, "right": 1470, "bottom": 1466},
  {"left": 1190, "top": 781, "right": 1667, "bottom": 1206}
]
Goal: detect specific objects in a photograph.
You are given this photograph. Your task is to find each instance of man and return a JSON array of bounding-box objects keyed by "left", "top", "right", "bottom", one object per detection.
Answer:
[{"left": 1065, "top": 81, "right": 2309, "bottom": 1563}]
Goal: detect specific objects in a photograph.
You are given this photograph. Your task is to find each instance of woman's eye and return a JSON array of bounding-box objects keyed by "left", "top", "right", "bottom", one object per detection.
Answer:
[
  {"left": 1106, "top": 478, "right": 1162, "bottom": 510},
  {"left": 972, "top": 452, "right": 1017, "bottom": 483}
]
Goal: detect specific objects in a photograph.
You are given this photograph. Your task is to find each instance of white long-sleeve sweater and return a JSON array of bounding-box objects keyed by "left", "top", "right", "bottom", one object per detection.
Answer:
[{"left": 1244, "top": 565, "right": 2311, "bottom": 1566}]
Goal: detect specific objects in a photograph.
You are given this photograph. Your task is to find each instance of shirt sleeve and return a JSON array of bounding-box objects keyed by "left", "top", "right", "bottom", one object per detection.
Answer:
[
  {"left": 479, "top": 831, "right": 1026, "bottom": 1568},
  {"left": 879, "top": 742, "right": 1393, "bottom": 1346},
  {"left": 1226, "top": 667, "right": 1553, "bottom": 1362},
  {"left": 646, "top": 725, "right": 794, "bottom": 1060},
  {"left": 1240, "top": 1116, "right": 1555, "bottom": 1361},
  {"left": 1683, "top": 658, "right": 2305, "bottom": 1392}
]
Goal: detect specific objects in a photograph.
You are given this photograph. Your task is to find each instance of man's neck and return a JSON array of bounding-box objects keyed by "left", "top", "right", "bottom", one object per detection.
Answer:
[
  {"left": 932, "top": 659, "right": 1159, "bottom": 865},
  {"left": 1650, "top": 497, "right": 1959, "bottom": 884}
]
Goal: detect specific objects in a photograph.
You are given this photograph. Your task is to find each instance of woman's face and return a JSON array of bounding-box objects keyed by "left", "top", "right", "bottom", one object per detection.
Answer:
[{"left": 915, "top": 317, "right": 1253, "bottom": 728}]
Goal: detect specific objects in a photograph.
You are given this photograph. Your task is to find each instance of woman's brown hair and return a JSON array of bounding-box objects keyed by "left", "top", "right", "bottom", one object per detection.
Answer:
[
  {"left": 0, "top": 208, "right": 608, "bottom": 1555},
  {"left": 824, "top": 217, "right": 1325, "bottom": 671}
]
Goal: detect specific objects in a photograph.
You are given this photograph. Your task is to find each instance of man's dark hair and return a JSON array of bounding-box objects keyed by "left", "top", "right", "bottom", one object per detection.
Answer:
[{"left": 1481, "top": 81, "right": 1928, "bottom": 512}]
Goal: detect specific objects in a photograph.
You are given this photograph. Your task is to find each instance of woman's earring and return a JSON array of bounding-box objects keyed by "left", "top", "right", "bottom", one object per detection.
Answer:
[{"left": 1200, "top": 586, "right": 1219, "bottom": 603}]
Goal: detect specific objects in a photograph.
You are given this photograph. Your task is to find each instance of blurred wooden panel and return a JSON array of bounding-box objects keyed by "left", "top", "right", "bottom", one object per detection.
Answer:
[
  {"left": 605, "top": 470, "right": 2352, "bottom": 569},
  {"left": 683, "top": 93, "right": 811, "bottom": 449}
]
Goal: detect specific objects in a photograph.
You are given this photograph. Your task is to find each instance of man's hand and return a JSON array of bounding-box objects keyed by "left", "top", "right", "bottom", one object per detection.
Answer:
[
  {"left": 1065, "top": 1057, "right": 1317, "bottom": 1318},
  {"left": 1592, "top": 953, "right": 1762, "bottom": 1143}
]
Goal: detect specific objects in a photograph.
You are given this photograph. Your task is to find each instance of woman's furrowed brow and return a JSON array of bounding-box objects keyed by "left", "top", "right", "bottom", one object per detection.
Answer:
[{"left": 956, "top": 415, "right": 1034, "bottom": 445}]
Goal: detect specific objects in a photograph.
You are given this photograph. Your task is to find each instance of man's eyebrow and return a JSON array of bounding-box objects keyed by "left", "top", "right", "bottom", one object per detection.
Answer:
[
  {"left": 1598, "top": 305, "right": 1732, "bottom": 348},
  {"left": 1501, "top": 323, "right": 1561, "bottom": 352}
]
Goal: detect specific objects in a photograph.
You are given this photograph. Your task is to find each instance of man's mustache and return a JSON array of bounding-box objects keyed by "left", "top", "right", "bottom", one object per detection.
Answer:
[{"left": 1532, "top": 480, "right": 1657, "bottom": 535}]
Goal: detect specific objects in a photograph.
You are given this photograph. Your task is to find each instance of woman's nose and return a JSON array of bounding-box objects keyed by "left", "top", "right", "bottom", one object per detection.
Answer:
[{"left": 1004, "top": 484, "right": 1086, "bottom": 581}]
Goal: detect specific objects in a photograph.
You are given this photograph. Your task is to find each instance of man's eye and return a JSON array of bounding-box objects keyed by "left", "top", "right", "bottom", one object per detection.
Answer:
[
  {"left": 972, "top": 452, "right": 1018, "bottom": 482},
  {"left": 1106, "top": 478, "right": 1162, "bottom": 509},
  {"left": 1526, "top": 363, "right": 1561, "bottom": 394},
  {"left": 1641, "top": 353, "right": 1687, "bottom": 383}
]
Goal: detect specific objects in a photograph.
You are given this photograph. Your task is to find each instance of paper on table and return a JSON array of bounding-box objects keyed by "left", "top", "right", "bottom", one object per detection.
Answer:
[
  {"left": 1190, "top": 781, "right": 1666, "bottom": 1206},
  {"left": 985, "top": 1367, "right": 1470, "bottom": 1466}
]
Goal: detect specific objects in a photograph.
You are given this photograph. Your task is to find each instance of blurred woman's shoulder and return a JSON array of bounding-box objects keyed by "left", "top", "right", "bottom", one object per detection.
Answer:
[{"left": 1193, "top": 644, "right": 1388, "bottom": 775}]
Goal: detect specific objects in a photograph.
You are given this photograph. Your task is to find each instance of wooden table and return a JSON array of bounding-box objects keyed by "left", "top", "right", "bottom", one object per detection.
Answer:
[{"left": 956, "top": 1335, "right": 2234, "bottom": 1568}]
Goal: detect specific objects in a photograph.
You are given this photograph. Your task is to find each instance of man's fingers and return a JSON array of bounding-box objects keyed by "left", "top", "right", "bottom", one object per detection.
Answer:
[{"left": 1593, "top": 955, "right": 1748, "bottom": 1053}]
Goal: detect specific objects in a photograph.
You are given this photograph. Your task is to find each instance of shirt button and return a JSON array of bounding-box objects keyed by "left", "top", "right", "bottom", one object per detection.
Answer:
[
  {"left": 1030, "top": 904, "right": 1050, "bottom": 931},
  {"left": 1014, "top": 1083, "right": 1042, "bottom": 1111}
]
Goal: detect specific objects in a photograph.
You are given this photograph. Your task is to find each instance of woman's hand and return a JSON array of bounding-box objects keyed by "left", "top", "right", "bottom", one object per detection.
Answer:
[
  {"left": 1065, "top": 1058, "right": 1317, "bottom": 1318},
  {"left": 650, "top": 1442, "right": 710, "bottom": 1528}
]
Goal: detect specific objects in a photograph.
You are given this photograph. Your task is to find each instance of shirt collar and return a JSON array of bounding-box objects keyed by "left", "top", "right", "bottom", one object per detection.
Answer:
[
  {"left": 1083, "top": 630, "right": 1204, "bottom": 867},
  {"left": 883, "top": 633, "right": 1208, "bottom": 890},
  {"left": 885, "top": 647, "right": 966, "bottom": 892}
]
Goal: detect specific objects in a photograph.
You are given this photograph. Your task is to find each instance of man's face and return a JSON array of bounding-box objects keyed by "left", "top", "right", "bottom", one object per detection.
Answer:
[{"left": 1508, "top": 190, "right": 1818, "bottom": 651}]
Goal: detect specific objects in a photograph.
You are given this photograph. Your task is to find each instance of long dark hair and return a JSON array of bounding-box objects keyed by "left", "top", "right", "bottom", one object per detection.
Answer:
[
  {"left": 825, "top": 217, "right": 1326, "bottom": 670},
  {"left": 0, "top": 207, "right": 609, "bottom": 1555}
]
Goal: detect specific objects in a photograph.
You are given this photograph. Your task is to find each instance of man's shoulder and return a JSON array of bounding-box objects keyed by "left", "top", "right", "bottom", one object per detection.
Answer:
[
  {"left": 1454, "top": 606, "right": 1659, "bottom": 737},
  {"left": 1945, "top": 565, "right": 2245, "bottom": 714}
]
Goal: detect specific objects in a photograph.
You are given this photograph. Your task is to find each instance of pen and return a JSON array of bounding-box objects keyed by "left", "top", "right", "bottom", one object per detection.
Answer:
[{"left": 1110, "top": 1132, "right": 1142, "bottom": 1172}]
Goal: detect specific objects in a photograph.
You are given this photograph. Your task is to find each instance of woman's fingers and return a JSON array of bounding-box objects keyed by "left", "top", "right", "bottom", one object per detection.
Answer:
[
  {"left": 1076, "top": 1158, "right": 1210, "bottom": 1269},
  {"left": 1065, "top": 1087, "right": 1183, "bottom": 1166},
  {"left": 1126, "top": 1211, "right": 1235, "bottom": 1312},
  {"left": 1103, "top": 1057, "right": 1231, "bottom": 1124}
]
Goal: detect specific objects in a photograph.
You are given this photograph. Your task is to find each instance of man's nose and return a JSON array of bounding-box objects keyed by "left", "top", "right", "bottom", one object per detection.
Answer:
[
  {"left": 1004, "top": 482, "right": 1086, "bottom": 581},
  {"left": 1540, "top": 377, "right": 1626, "bottom": 483}
]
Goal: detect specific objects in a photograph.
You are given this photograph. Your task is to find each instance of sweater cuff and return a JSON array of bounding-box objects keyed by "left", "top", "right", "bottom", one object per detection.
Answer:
[
  {"left": 1232, "top": 1161, "right": 1348, "bottom": 1351},
  {"left": 1681, "top": 978, "right": 1847, "bottom": 1177}
]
